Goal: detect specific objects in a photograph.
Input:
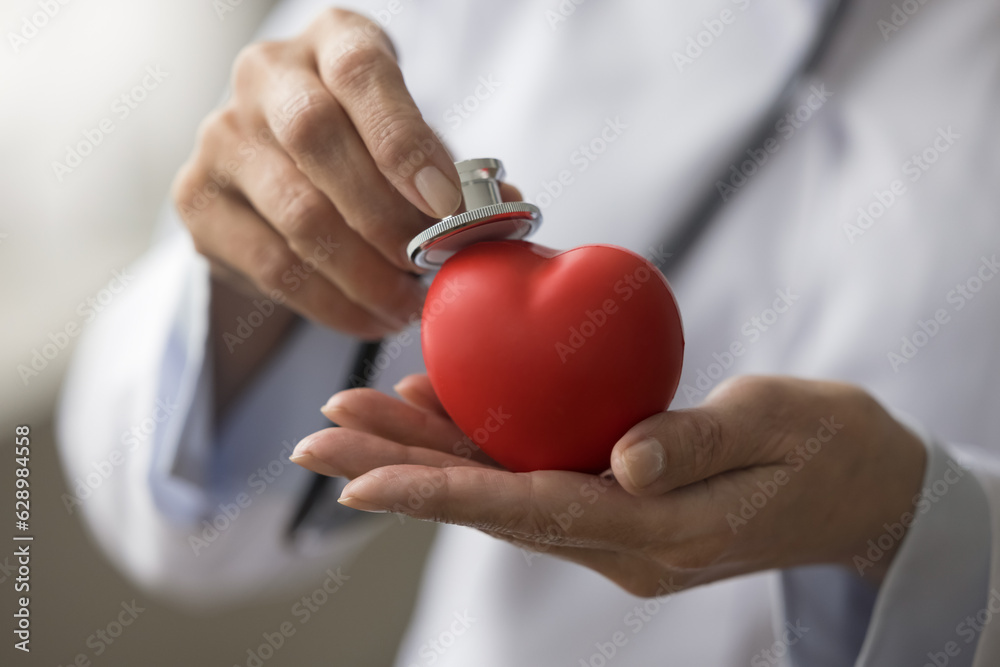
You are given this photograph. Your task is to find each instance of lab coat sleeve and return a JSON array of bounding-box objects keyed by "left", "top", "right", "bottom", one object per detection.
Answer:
[
  {"left": 778, "top": 418, "right": 996, "bottom": 666},
  {"left": 56, "top": 218, "right": 389, "bottom": 609}
]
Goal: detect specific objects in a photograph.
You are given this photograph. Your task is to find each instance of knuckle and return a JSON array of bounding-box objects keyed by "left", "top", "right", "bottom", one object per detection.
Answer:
[
  {"left": 314, "top": 6, "right": 376, "bottom": 34},
  {"left": 231, "top": 40, "right": 283, "bottom": 89},
  {"left": 313, "top": 6, "right": 355, "bottom": 27},
  {"left": 842, "top": 383, "right": 881, "bottom": 426},
  {"left": 314, "top": 3, "right": 393, "bottom": 72},
  {"left": 684, "top": 410, "right": 725, "bottom": 477},
  {"left": 708, "top": 375, "right": 790, "bottom": 414},
  {"left": 367, "top": 112, "right": 427, "bottom": 176},
  {"left": 251, "top": 246, "right": 295, "bottom": 294},
  {"left": 171, "top": 161, "right": 216, "bottom": 222},
  {"left": 514, "top": 477, "right": 558, "bottom": 542},
  {"left": 194, "top": 106, "right": 240, "bottom": 153},
  {"left": 708, "top": 374, "right": 761, "bottom": 401},
  {"left": 275, "top": 188, "right": 331, "bottom": 241},
  {"left": 273, "top": 92, "right": 335, "bottom": 160},
  {"left": 325, "top": 39, "right": 389, "bottom": 91}
]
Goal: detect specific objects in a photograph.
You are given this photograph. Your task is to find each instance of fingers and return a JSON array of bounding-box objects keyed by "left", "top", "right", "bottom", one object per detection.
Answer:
[
  {"left": 611, "top": 408, "right": 744, "bottom": 496},
  {"left": 339, "top": 465, "right": 657, "bottom": 550},
  {"left": 321, "top": 387, "right": 467, "bottom": 454},
  {"left": 230, "top": 137, "right": 426, "bottom": 327},
  {"left": 392, "top": 374, "right": 450, "bottom": 418},
  {"left": 251, "top": 60, "right": 436, "bottom": 269},
  {"left": 176, "top": 7, "right": 474, "bottom": 343},
  {"left": 290, "top": 427, "right": 489, "bottom": 480},
  {"left": 177, "top": 191, "right": 390, "bottom": 340},
  {"left": 322, "top": 381, "right": 494, "bottom": 464},
  {"left": 310, "top": 11, "right": 462, "bottom": 220}
]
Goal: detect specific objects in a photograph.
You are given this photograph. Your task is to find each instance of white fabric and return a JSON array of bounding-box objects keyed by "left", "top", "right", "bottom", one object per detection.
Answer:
[{"left": 57, "top": 0, "right": 1000, "bottom": 665}]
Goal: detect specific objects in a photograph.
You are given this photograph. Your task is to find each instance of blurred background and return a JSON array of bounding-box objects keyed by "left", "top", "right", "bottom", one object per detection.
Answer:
[{"left": 0, "top": 1, "right": 434, "bottom": 663}]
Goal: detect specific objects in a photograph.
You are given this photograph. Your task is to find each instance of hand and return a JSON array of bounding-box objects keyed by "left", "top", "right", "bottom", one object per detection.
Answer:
[
  {"left": 172, "top": 8, "right": 465, "bottom": 338},
  {"left": 290, "top": 374, "right": 927, "bottom": 595}
]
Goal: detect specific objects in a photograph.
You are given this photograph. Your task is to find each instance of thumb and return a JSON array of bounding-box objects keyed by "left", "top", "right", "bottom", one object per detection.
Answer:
[{"left": 610, "top": 408, "right": 740, "bottom": 496}]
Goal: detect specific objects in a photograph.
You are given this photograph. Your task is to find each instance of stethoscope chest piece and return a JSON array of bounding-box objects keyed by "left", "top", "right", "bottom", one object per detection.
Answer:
[{"left": 407, "top": 158, "right": 543, "bottom": 270}]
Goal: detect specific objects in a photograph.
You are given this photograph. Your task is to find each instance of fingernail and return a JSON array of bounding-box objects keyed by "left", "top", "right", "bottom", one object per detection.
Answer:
[
  {"left": 321, "top": 394, "right": 350, "bottom": 416},
  {"left": 290, "top": 449, "right": 345, "bottom": 478},
  {"left": 338, "top": 495, "right": 389, "bottom": 513},
  {"left": 414, "top": 165, "right": 461, "bottom": 218},
  {"left": 291, "top": 434, "right": 317, "bottom": 459},
  {"left": 621, "top": 437, "right": 665, "bottom": 488}
]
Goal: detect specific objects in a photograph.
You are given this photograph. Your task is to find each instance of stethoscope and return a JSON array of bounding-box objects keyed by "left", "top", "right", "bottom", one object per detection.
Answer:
[{"left": 288, "top": 0, "right": 850, "bottom": 538}]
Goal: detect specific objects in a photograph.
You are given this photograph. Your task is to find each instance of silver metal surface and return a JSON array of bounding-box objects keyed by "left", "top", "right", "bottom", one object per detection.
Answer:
[{"left": 408, "top": 158, "right": 543, "bottom": 269}]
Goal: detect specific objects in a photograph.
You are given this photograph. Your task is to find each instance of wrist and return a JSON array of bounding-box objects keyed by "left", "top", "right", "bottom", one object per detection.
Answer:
[{"left": 839, "top": 411, "right": 928, "bottom": 582}]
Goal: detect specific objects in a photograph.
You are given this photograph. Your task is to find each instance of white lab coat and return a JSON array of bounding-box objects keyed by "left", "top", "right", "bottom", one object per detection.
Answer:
[{"left": 58, "top": 0, "right": 1000, "bottom": 665}]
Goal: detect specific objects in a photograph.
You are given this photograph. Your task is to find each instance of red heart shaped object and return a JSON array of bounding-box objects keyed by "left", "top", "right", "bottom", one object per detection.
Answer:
[{"left": 421, "top": 240, "right": 684, "bottom": 473}]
